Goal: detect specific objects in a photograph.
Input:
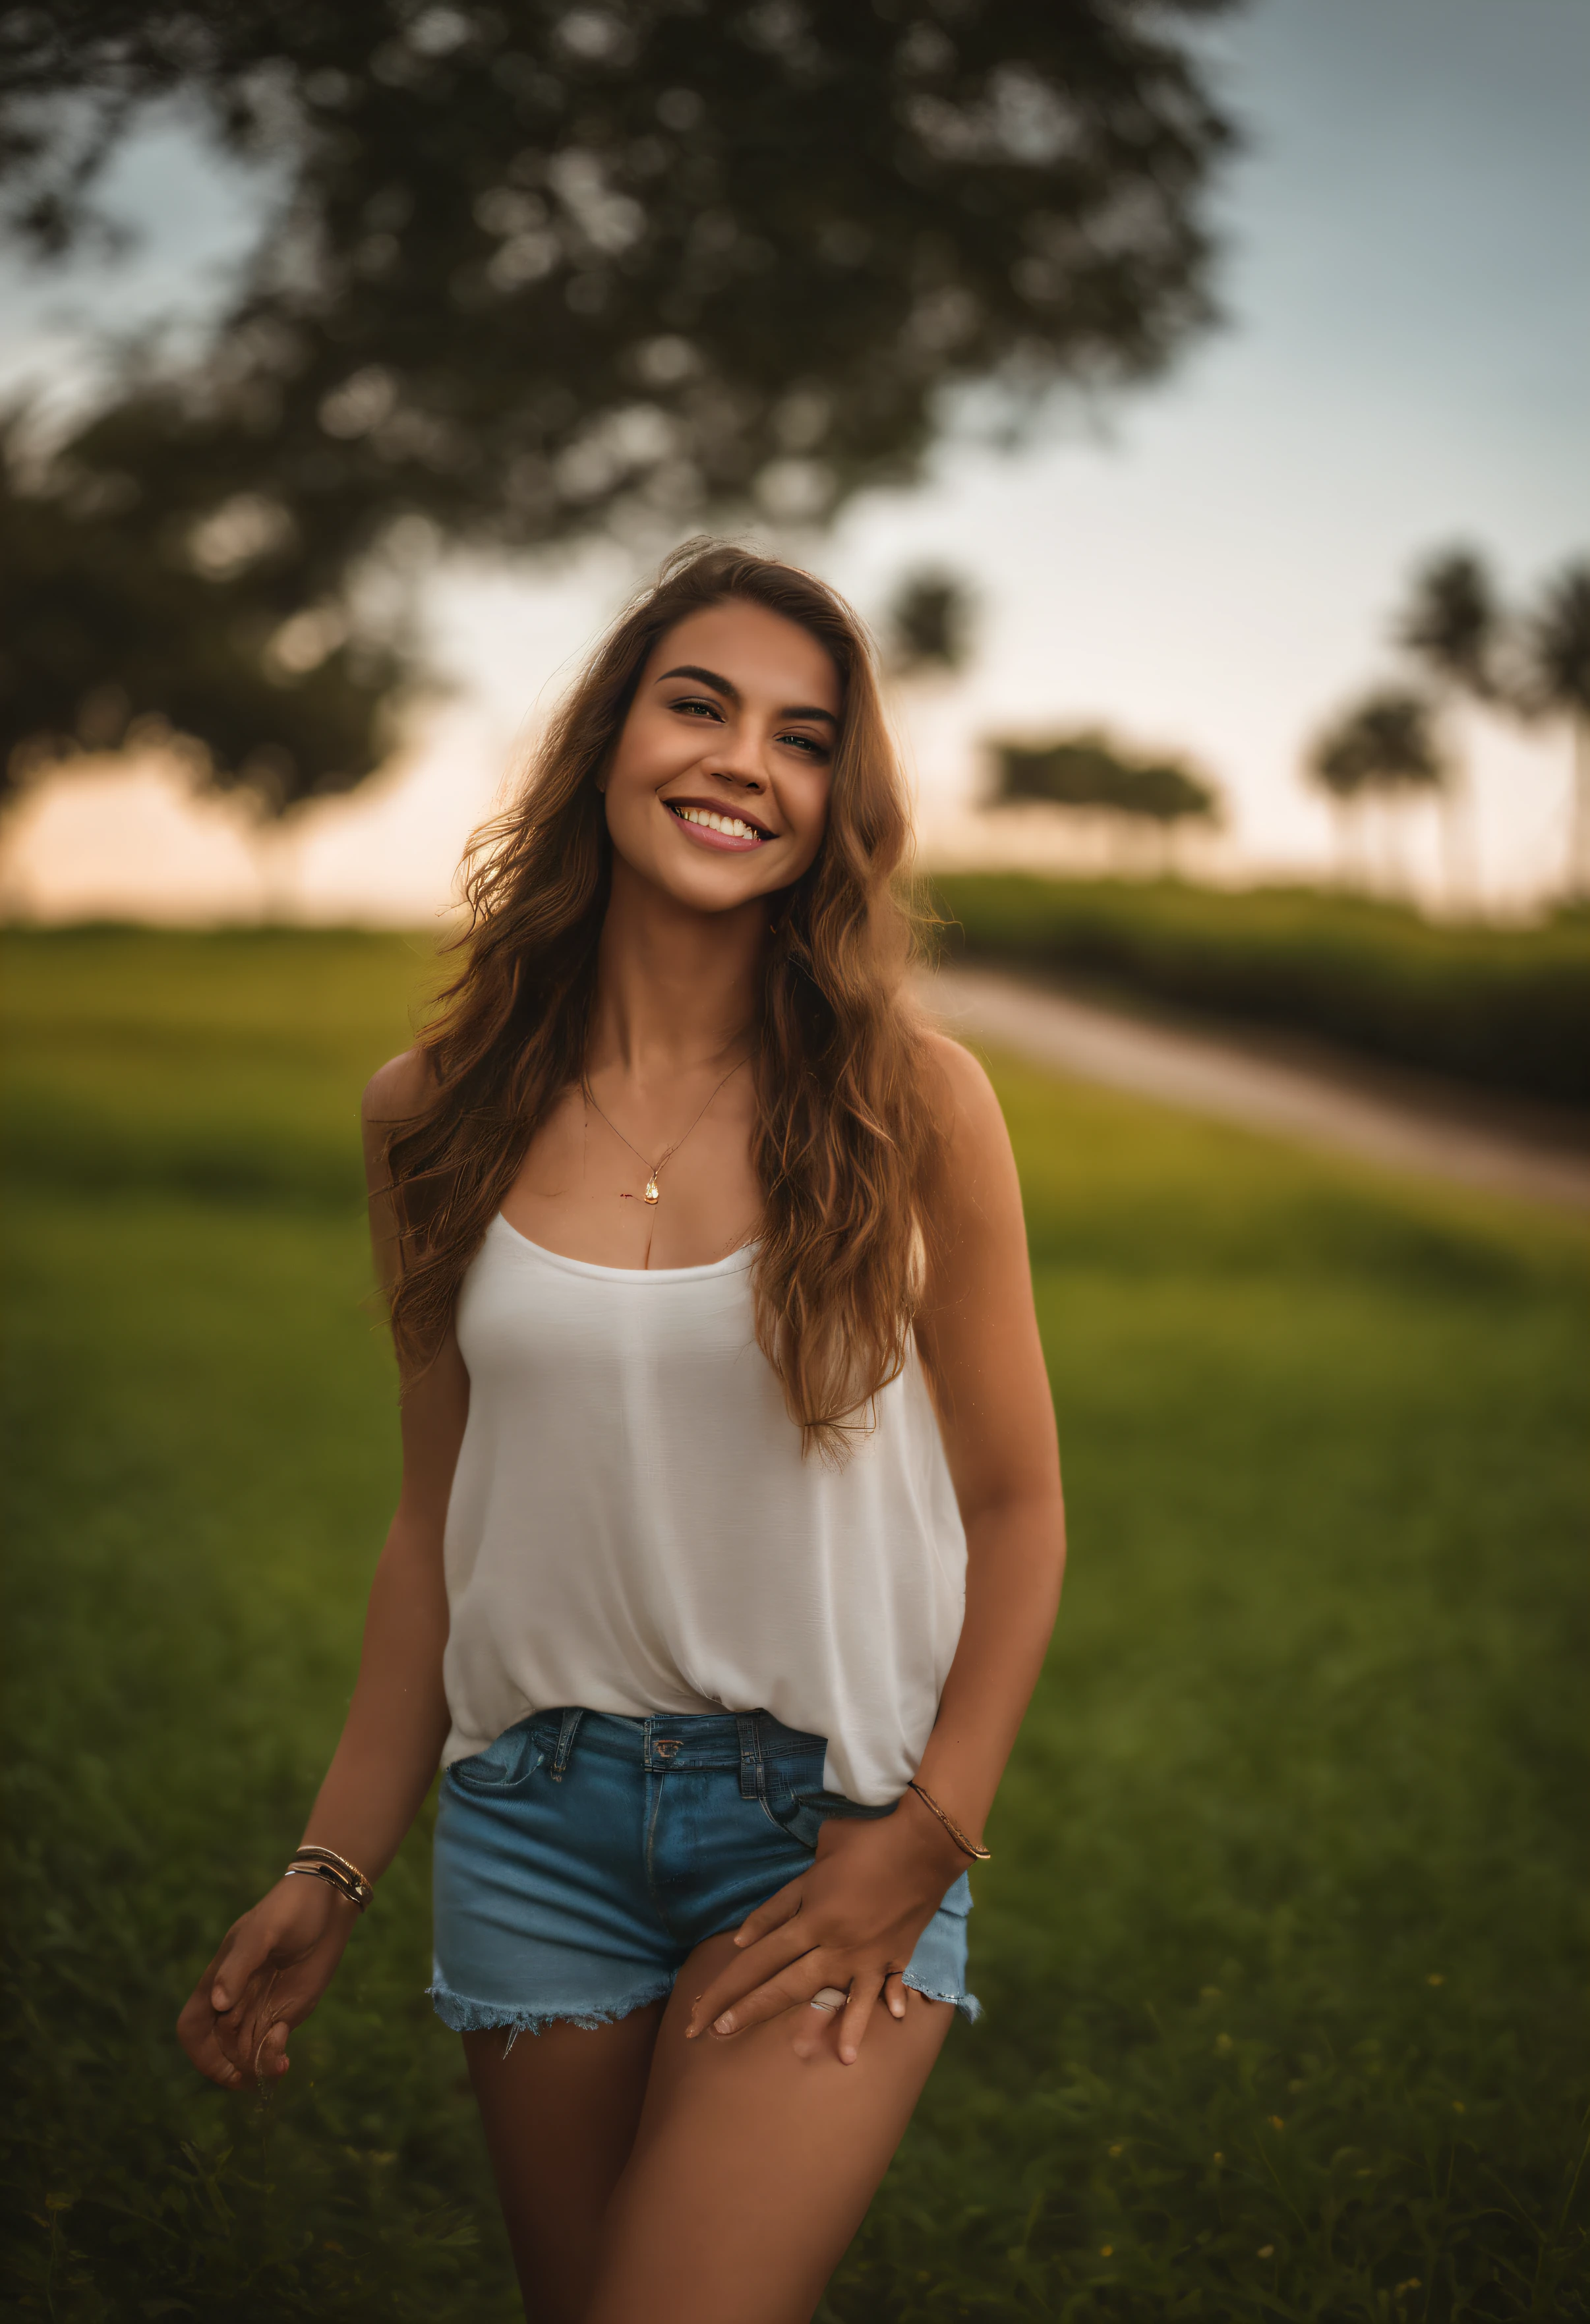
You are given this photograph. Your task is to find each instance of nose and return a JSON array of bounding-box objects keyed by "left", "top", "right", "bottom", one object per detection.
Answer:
[
  {"left": 698, "top": 765, "right": 766, "bottom": 799},
  {"left": 697, "top": 728, "right": 767, "bottom": 793}
]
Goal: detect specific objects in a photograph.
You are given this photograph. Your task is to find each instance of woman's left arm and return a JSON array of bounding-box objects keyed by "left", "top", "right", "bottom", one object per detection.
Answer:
[
  {"left": 903, "top": 1031, "right": 1068, "bottom": 1843},
  {"left": 688, "top": 1035, "right": 1065, "bottom": 2061}
]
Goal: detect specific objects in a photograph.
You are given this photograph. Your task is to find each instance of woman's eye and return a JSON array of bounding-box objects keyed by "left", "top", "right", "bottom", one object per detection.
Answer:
[
  {"left": 670, "top": 696, "right": 721, "bottom": 720},
  {"left": 779, "top": 730, "right": 829, "bottom": 758}
]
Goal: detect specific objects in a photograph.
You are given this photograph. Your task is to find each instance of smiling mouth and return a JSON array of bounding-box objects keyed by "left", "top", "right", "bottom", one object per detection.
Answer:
[{"left": 667, "top": 802, "right": 771, "bottom": 844}]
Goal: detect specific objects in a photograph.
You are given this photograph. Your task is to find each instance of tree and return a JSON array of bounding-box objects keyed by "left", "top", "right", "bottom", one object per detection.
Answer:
[
  {"left": 0, "top": 0, "right": 1239, "bottom": 815},
  {"left": 1517, "top": 559, "right": 1590, "bottom": 899},
  {"left": 1307, "top": 687, "right": 1445, "bottom": 894},
  {"left": 993, "top": 727, "right": 1220, "bottom": 868},
  {"left": 885, "top": 569, "right": 976, "bottom": 678},
  {"left": 0, "top": 414, "right": 411, "bottom": 813},
  {"left": 1395, "top": 544, "right": 1500, "bottom": 904}
]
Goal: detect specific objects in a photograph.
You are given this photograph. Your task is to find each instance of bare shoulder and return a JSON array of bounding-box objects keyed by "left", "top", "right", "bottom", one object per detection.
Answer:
[
  {"left": 916, "top": 1027, "right": 1010, "bottom": 1161},
  {"left": 914, "top": 1028, "right": 1028, "bottom": 1308},
  {"left": 363, "top": 1043, "right": 432, "bottom": 1128}
]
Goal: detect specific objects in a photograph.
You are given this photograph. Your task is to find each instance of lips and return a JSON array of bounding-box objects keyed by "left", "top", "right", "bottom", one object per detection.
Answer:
[{"left": 665, "top": 799, "right": 773, "bottom": 851}]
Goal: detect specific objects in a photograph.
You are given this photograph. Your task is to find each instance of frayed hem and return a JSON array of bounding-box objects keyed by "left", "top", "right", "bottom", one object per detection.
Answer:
[
  {"left": 428, "top": 1976, "right": 675, "bottom": 2050},
  {"left": 902, "top": 1971, "right": 981, "bottom": 2023}
]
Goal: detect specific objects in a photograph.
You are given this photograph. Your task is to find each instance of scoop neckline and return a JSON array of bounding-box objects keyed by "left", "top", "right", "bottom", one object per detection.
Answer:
[{"left": 492, "top": 1211, "right": 758, "bottom": 1281}]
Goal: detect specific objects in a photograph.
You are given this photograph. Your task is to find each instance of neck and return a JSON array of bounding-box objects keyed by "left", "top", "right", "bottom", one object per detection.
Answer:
[{"left": 587, "top": 857, "right": 767, "bottom": 1082}]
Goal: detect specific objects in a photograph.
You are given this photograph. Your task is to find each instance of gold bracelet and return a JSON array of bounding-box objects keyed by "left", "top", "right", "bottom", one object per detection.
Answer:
[
  {"left": 287, "top": 1849, "right": 367, "bottom": 1905},
  {"left": 287, "top": 1845, "right": 373, "bottom": 1911},
  {"left": 289, "top": 1849, "right": 373, "bottom": 1909},
  {"left": 907, "top": 1779, "right": 991, "bottom": 1862}
]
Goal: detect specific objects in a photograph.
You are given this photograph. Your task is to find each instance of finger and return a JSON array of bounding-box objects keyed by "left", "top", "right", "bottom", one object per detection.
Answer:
[
  {"left": 883, "top": 1970, "right": 908, "bottom": 2022},
  {"left": 730, "top": 1874, "right": 806, "bottom": 1949},
  {"left": 216, "top": 1966, "right": 284, "bottom": 2076},
  {"left": 254, "top": 2015, "right": 291, "bottom": 2080},
  {"left": 790, "top": 1986, "right": 849, "bottom": 2063},
  {"left": 834, "top": 1975, "right": 882, "bottom": 2066},
  {"left": 177, "top": 1992, "right": 250, "bottom": 2090},
  {"left": 686, "top": 1925, "right": 819, "bottom": 2037},
  {"left": 707, "top": 1959, "right": 836, "bottom": 2039}
]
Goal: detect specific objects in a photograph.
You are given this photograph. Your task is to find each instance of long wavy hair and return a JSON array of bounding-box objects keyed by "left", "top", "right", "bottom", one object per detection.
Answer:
[{"left": 384, "top": 538, "right": 940, "bottom": 1457}]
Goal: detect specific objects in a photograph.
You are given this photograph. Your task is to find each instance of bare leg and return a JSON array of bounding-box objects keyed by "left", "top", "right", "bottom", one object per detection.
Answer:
[
  {"left": 463, "top": 1999, "right": 665, "bottom": 2323},
  {"left": 585, "top": 1932, "right": 953, "bottom": 2324}
]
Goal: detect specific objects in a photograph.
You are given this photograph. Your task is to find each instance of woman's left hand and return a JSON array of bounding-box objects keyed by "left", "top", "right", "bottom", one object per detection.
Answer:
[{"left": 684, "top": 1800, "right": 966, "bottom": 2064}]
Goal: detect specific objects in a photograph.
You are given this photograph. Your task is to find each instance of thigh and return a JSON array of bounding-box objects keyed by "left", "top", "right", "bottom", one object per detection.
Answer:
[
  {"left": 585, "top": 1932, "right": 953, "bottom": 2324},
  {"left": 464, "top": 2000, "right": 665, "bottom": 2324}
]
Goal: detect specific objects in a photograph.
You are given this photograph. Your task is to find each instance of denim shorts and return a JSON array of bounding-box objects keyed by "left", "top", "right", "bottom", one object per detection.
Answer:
[{"left": 430, "top": 1707, "right": 978, "bottom": 2037}]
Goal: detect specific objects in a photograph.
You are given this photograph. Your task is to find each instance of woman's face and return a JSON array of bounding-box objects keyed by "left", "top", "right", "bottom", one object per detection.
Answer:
[{"left": 601, "top": 599, "right": 839, "bottom": 915}]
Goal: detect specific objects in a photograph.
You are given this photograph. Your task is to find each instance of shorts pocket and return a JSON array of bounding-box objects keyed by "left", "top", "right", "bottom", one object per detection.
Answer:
[
  {"left": 761, "top": 1766, "right": 891, "bottom": 1854},
  {"left": 446, "top": 1720, "right": 546, "bottom": 1796}
]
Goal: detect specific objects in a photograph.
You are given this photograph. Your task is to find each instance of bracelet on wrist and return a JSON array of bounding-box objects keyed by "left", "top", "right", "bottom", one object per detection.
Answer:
[
  {"left": 285, "top": 1844, "right": 373, "bottom": 1912},
  {"left": 906, "top": 1779, "right": 991, "bottom": 1863}
]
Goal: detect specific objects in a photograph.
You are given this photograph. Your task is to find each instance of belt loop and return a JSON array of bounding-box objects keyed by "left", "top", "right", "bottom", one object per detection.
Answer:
[
  {"left": 736, "top": 1710, "right": 766, "bottom": 1801},
  {"left": 550, "top": 1707, "right": 585, "bottom": 1782}
]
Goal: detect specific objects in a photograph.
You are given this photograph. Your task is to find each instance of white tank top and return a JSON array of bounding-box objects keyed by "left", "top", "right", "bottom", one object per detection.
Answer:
[{"left": 440, "top": 1213, "right": 968, "bottom": 1805}]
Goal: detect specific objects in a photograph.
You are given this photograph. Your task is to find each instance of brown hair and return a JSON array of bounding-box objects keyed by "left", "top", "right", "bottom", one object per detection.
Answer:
[{"left": 385, "top": 538, "right": 939, "bottom": 1457}]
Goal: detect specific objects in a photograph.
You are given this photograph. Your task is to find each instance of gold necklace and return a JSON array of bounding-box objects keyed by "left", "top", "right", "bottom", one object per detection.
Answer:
[{"left": 583, "top": 1057, "right": 747, "bottom": 1207}]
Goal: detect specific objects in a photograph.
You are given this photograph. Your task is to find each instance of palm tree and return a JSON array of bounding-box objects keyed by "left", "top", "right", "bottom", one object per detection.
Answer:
[
  {"left": 1396, "top": 546, "right": 1500, "bottom": 905},
  {"left": 1307, "top": 689, "right": 1446, "bottom": 895},
  {"left": 1517, "top": 560, "right": 1590, "bottom": 899}
]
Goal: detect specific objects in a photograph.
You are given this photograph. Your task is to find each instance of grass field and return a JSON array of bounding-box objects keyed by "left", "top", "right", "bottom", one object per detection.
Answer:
[{"left": 3, "top": 927, "right": 1586, "bottom": 2322}]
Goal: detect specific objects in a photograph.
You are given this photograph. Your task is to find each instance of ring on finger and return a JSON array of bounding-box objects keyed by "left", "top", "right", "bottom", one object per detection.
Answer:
[{"left": 809, "top": 1985, "right": 848, "bottom": 2013}]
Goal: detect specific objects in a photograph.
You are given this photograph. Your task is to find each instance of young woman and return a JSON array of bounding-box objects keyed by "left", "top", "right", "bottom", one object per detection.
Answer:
[{"left": 178, "top": 540, "right": 1065, "bottom": 2323}]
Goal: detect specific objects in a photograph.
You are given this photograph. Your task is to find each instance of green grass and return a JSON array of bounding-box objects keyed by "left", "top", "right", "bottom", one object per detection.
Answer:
[
  {"left": 3, "top": 927, "right": 1585, "bottom": 2322},
  {"left": 930, "top": 873, "right": 1590, "bottom": 1106}
]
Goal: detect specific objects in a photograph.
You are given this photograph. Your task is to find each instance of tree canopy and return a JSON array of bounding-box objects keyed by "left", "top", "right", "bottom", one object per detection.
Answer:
[
  {"left": 1307, "top": 689, "right": 1445, "bottom": 807},
  {"left": 994, "top": 729, "right": 1220, "bottom": 825},
  {"left": 1397, "top": 546, "right": 1501, "bottom": 704},
  {"left": 886, "top": 567, "right": 977, "bottom": 674},
  {"left": 1519, "top": 559, "right": 1590, "bottom": 895},
  {"left": 0, "top": 0, "right": 1238, "bottom": 813},
  {"left": 1520, "top": 561, "right": 1590, "bottom": 727}
]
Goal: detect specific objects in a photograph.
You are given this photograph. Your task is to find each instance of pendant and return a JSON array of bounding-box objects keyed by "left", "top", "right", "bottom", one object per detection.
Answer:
[{"left": 643, "top": 1178, "right": 661, "bottom": 1206}]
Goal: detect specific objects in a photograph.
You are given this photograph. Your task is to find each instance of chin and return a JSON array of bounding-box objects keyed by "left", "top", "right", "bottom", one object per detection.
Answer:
[{"left": 618, "top": 851, "right": 767, "bottom": 917}]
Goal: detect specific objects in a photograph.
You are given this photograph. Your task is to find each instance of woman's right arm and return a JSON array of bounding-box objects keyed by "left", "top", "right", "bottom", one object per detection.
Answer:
[{"left": 177, "top": 1048, "right": 465, "bottom": 2090}]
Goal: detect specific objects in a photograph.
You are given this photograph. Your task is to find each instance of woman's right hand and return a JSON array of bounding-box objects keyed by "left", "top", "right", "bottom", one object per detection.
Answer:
[{"left": 177, "top": 1874, "right": 359, "bottom": 2089}]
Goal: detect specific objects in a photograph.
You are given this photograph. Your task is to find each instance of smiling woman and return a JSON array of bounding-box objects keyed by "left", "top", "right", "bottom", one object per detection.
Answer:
[{"left": 174, "top": 540, "right": 1067, "bottom": 2324}]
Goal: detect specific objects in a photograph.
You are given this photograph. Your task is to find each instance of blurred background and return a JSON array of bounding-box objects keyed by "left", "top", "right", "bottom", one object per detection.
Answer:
[
  {"left": 2, "top": 5, "right": 1586, "bottom": 2319},
  {"left": 1, "top": 0, "right": 1587, "bottom": 927}
]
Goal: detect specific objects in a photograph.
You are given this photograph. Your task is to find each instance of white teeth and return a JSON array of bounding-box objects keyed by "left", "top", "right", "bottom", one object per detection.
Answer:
[{"left": 674, "top": 805, "right": 760, "bottom": 840}]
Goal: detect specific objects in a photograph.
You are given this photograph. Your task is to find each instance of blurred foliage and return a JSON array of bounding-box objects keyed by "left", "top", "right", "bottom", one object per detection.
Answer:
[
  {"left": 1517, "top": 560, "right": 1590, "bottom": 898},
  {"left": 1307, "top": 690, "right": 1446, "bottom": 807},
  {"left": 2, "top": 927, "right": 1585, "bottom": 2319},
  {"left": 887, "top": 567, "right": 977, "bottom": 676},
  {"left": 1396, "top": 548, "right": 1502, "bottom": 707},
  {"left": 0, "top": 0, "right": 1239, "bottom": 813},
  {"left": 993, "top": 730, "right": 1222, "bottom": 825},
  {"left": 931, "top": 873, "right": 1590, "bottom": 1105},
  {"left": 1521, "top": 561, "right": 1590, "bottom": 726},
  {"left": 0, "top": 434, "right": 413, "bottom": 815}
]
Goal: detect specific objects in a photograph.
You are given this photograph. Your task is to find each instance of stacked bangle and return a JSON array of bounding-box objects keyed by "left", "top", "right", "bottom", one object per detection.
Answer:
[
  {"left": 907, "top": 1779, "right": 992, "bottom": 1862},
  {"left": 285, "top": 1844, "right": 373, "bottom": 1912}
]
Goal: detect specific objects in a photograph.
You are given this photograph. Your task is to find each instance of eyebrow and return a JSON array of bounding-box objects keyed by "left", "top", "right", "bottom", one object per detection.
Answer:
[{"left": 655, "top": 664, "right": 839, "bottom": 728}]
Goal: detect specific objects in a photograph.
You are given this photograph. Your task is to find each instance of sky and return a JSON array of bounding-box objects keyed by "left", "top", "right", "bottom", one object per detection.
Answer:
[{"left": 3, "top": 0, "right": 1587, "bottom": 926}]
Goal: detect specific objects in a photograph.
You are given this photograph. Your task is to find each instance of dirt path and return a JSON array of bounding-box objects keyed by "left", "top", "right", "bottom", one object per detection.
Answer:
[{"left": 924, "top": 963, "right": 1590, "bottom": 1213}]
